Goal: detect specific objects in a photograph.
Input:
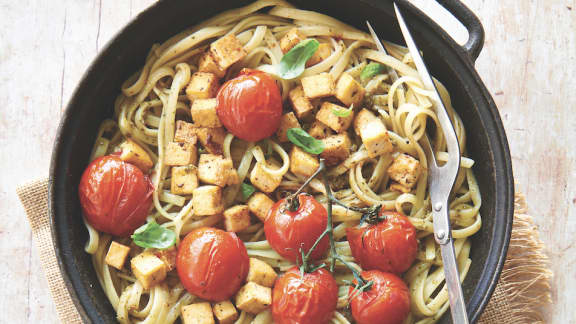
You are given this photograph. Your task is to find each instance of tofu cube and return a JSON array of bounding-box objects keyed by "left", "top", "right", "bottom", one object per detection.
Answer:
[
  {"left": 155, "top": 248, "right": 177, "bottom": 271},
  {"left": 354, "top": 109, "right": 393, "bottom": 158},
  {"left": 186, "top": 72, "right": 219, "bottom": 101},
  {"left": 306, "top": 43, "right": 332, "bottom": 67},
  {"left": 308, "top": 121, "right": 331, "bottom": 139},
  {"left": 276, "top": 112, "right": 301, "bottom": 142},
  {"left": 171, "top": 165, "right": 199, "bottom": 195},
  {"left": 289, "top": 86, "right": 314, "bottom": 119},
  {"left": 191, "top": 126, "right": 226, "bottom": 155},
  {"left": 175, "top": 121, "right": 199, "bottom": 144},
  {"left": 223, "top": 205, "right": 251, "bottom": 232},
  {"left": 320, "top": 134, "right": 351, "bottom": 166},
  {"left": 335, "top": 73, "right": 365, "bottom": 107},
  {"left": 131, "top": 253, "right": 167, "bottom": 290},
  {"left": 210, "top": 34, "right": 247, "bottom": 69},
  {"left": 246, "top": 258, "right": 277, "bottom": 288},
  {"left": 212, "top": 301, "right": 238, "bottom": 324},
  {"left": 301, "top": 73, "right": 335, "bottom": 99},
  {"left": 192, "top": 185, "right": 224, "bottom": 215},
  {"left": 191, "top": 98, "right": 222, "bottom": 128},
  {"left": 119, "top": 139, "right": 153, "bottom": 172},
  {"left": 289, "top": 146, "right": 319, "bottom": 178},
  {"left": 250, "top": 162, "right": 282, "bottom": 193},
  {"left": 280, "top": 28, "right": 306, "bottom": 53},
  {"left": 387, "top": 154, "right": 422, "bottom": 188},
  {"left": 247, "top": 193, "right": 275, "bottom": 222},
  {"left": 165, "top": 141, "right": 197, "bottom": 166},
  {"left": 316, "top": 102, "right": 355, "bottom": 133},
  {"left": 235, "top": 282, "right": 272, "bottom": 314},
  {"left": 181, "top": 302, "right": 215, "bottom": 324},
  {"left": 105, "top": 241, "right": 130, "bottom": 270},
  {"left": 198, "top": 154, "right": 239, "bottom": 187},
  {"left": 198, "top": 51, "right": 226, "bottom": 79}
]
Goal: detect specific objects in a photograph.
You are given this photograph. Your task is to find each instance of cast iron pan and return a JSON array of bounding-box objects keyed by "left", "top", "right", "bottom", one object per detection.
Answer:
[{"left": 49, "top": 0, "right": 514, "bottom": 322}]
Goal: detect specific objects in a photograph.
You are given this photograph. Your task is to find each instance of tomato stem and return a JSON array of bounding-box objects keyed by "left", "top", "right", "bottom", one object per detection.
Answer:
[
  {"left": 297, "top": 159, "right": 373, "bottom": 293},
  {"left": 286, "top": 159, "right": 326, "bottom": 211}
]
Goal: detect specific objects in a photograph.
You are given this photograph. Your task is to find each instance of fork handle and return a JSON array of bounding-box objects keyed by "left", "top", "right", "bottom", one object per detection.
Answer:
[{"left": 440, "top": 240, "right": 470, "bottom": 324}]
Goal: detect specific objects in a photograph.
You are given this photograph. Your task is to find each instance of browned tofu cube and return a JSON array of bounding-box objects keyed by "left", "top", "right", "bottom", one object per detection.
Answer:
[
  {"left": 212, "top": 301, "right": 238, "bottom": 324},
  {"left": 131, "top": 253, "right": 167, "bottom": 290},
  {"left": 316, "top": 102, "right": 355, "bottom": 133},
  {"left": 223, "top": 205, "right": 251, "bottom": 232},
  {"left": 276, "top": 112, "right": 301, "bottom": 142},
  {"left": 301, "top": 73, "right": 335, "bottom": 99},
  {"left": 335, "top": 73, "right": 365, "bottom": 107},
  {"left": 210, "top": 34, "right": 247, "bottom": 69},
  {"left": 289, "top": 86, "right": 314, "bottom": 119},
  {"left": 247, "top": 193, "right": 275, "bottom": 222},
  {"left": 192, "top": 185, "right": 224, "bottom": 215},
  {"left": 387, "top": 154, "right": 422, "bottom": 188},
  {"left": 308, "top": 121, "right": 331, "bottom": 139},
  {"left": 186, "top": 72, "right": 219, "bottom": 101},
  {"left": 105, "top": 241, "right": 130, "bottom": 270},
  {"left": 171, "top": 165, "right": 199, "bottom": 195},
  {"left": 289, "top": 146, "right": 319, "bottom": 178},
  {"left": 191, "top": 98, "right": 222, "bottom": 128},
  {"left": 165, "top": 142, "right": 197, "bottom": 166},
  {"left": 320, "top": 134, "right": 351, "bottom": 166},
  {"left": 306, "top": 43, "right": 332, "bottom": 67},
  {"left": 246, "top": 258, "right": 277, "bottom": 288},
  {"left": 175, "top": 121, "right": 199, "bottom": 144},
  {"left": 250, "top": 162, "right": 283, "bottom": 193},
  {"left": 354, "top": 109, "right": 393, "bottom": 158},
  {"left": 198, "top": 51, "right": 226, "bottom": 79},
  {"left": 119, "top": 139, "right": 154, "bottom": 172},
  {"left": 181, "top": 302, "right": 215, "bottom": 324},
  {"left": 155, "top": 247, "right": 177, "bottom": 271},
  {"left": 198, "top": 154, "right": 239, "bottom": 187},
  {"left": 191, "top": 126, "right": 227, "bottom": 155},
  {"left": 280, "top": 28, "right": 306, "bottom": 53},
  {"left": 235, "top": 282, "right": 272, "bottom": 314}
]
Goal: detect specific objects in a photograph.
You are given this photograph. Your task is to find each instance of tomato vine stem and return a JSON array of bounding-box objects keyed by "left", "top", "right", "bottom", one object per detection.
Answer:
[{"left": 294, "top": 159, "right": 373, "bottom": 292}]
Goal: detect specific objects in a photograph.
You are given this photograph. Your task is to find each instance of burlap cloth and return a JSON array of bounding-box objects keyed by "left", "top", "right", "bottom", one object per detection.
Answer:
[{"left": 17, "top": 179, "right": 552, "bottom": 324}]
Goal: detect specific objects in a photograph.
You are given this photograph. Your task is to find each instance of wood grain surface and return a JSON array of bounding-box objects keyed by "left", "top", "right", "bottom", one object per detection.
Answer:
[{"left": 1, "top": 0, "right": 573, "bottom": 323}]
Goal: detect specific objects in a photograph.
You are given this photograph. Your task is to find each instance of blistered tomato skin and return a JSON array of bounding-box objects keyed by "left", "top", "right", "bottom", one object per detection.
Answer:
[
  {"left": 349, "top": 271, "right": 411, "bottom": 324},
  {"left": 216, "top": 69, "right": 282, "bottom": 142},
  {"left": 78, "top": 155, "right": 154, "bottom": 237},
  {"left": 177, "top": 227, "right": 249, "bottom": 301},
  {"left": 272, "top": 267, "right": 338, "bottom": 324},
  {"left": 347, "top": 211, "right": 418, "bottom": 274},
  {"left": 264, "top": 194, "right": 329, "bottom": 263}
]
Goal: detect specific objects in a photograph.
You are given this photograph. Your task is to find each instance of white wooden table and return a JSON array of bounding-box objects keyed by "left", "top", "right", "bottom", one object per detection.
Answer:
[{"left": 1, "top": 0, "right": 573, "bottom": 322}]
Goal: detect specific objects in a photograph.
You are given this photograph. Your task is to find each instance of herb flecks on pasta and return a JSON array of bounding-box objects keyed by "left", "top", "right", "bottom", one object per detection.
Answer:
[{"left": 79, "top": 1, "right": 482, "bottom": 323}]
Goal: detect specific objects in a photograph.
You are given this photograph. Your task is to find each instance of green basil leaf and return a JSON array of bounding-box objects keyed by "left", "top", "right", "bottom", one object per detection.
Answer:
[
  {"left": 131, "top": 221, "right": 176, "bottom": 250},
  {"left": 287, "top": 128, "right": 324, "bottom": 154},
  {"left": 277, "top": 39, "right": 319, "bottom": 79},
  {"left": 360, "top": 62, "right": 386, "bottom": 81},
  {"left": 332, "top": 104, "right": 353, "bottom": 117},
  {"left": 241, "top": 183, "right": 256, "bottom": 201}
]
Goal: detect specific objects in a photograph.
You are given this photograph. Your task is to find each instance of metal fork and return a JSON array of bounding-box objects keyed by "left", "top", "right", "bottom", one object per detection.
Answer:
[{"left": 392, "top": 3, "right": 469, "bottom": 323}]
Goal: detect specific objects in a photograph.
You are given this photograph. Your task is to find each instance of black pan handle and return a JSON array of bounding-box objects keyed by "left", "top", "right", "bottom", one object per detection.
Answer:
[{"left": 436, "top": 0, "right": 485, "bottom": 61}]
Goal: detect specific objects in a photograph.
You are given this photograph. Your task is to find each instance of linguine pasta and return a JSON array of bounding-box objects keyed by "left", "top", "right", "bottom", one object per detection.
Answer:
[{"left": 83, "top": 1, "right": 482, "bottom": 323}]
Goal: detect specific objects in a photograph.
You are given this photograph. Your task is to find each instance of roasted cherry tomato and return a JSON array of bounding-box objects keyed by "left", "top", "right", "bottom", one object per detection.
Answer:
[
  {"left": 177, "top": 227, "right": 249, "bottom": 301},
  {"left": 347, "top": 211, "right": 417, "bottom": 274},
  {"left": 78, "top": 155, "right": 153, "bottom": 237},
  {"left": 349, "top": 270, "right": 411, "bottom": 324},
  {"left": 272, "top": 266, "right": 338, "bottom": 324},
  {"left": 216, "top": 69, "right": 282, "bottom": 142},
  {"left": 264, "top": 194, "right": 329, "bottom": 263}
]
